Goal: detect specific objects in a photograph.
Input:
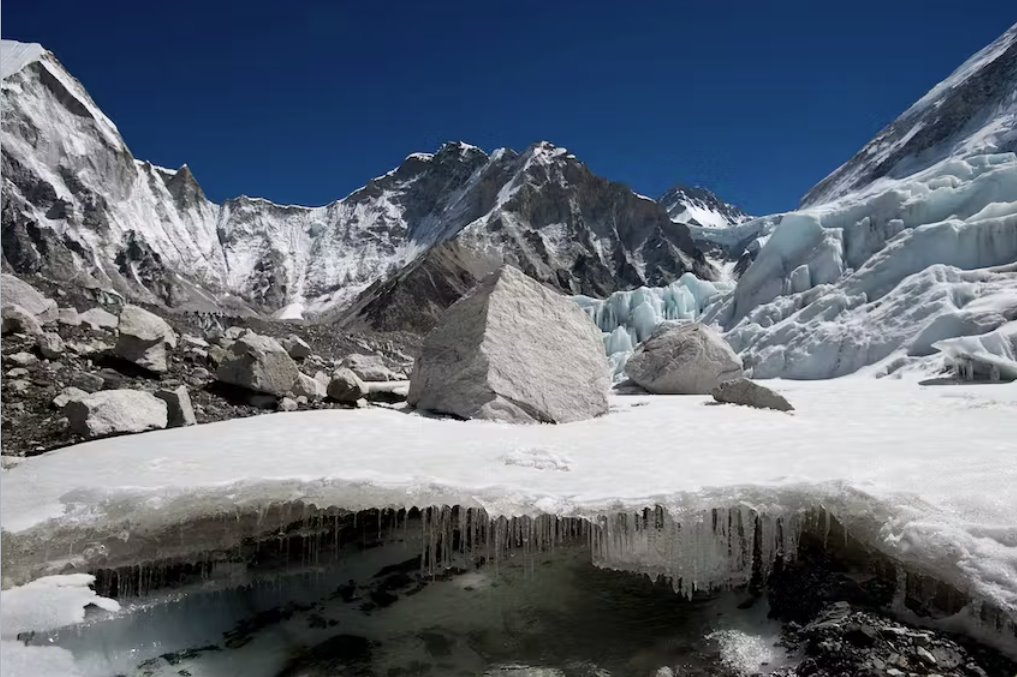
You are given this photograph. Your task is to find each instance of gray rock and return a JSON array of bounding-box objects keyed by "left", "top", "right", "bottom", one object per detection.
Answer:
[
  {"left": 249, "top": 394, "right": 278, "bottom": 409},
  {"left": 7, "top": 352, "right": 38, "bottom": 368},
  {"left": 2, "top": 304, "right": 43, "bottom": 336},
  {"left": 292, "top": 372, "right": 326, "bottom": 401},
  {"left": 7, "top": 368, "right": 29, "bottom": 378},
  {"left": 208, "top": 345, "right": 227, "bottom": 365},
  {"left": 625, "top": 323, "right": 743, "bottom": 395},
  {"left": 191, "top": 367, "right": 211, "bottom": 381},
  {"left": 155, "top": 386, "right": 197, "bottom": 427},
  {"left": 7, "top": 379, "right": 31, "bottom": 395},
  {"left": 182, "top": 334, "right": 209, "bottom": 349},
  {"left": 64, "top": 390, "right": 168, "bottom": 437},
  {"left": 313, "top": 370, "right": 329, "bottom": 386},
  {"left": 282, "top": 335, "right": 312, "bottom": 360},
  {"left": 71, "top": 372, "right": 105, "bottom": 393},
  {"left": 711, "top": 378, "right": 794, "bottom": 412},
  {"left": 408, "top": 266, "right": 610, "bottom": 423},
  {"left": 224, "top": 326, "right": 246, "bottom": 341},
  {"left": 115, "top": 305, "right": 177, "bottom": 373},
  {"left": 327, "top": 367, "right": 366, "bottom": 403},
  {"left": 341, "top": 353, "right": 399, "bottom": 382},
  {"left": 52, "top": 386, "right": 88, "bottom": 409},
  {"left": 0, "top": 274, "right": 57, "bottom": 324},
  {"left": 278, "top": 397, "right": 298, "bottom": 412},
  {"left": 79, "top": 307, "right": 118, "bottom": 330},
  {"left": 58, "top": 307, "right": 81, "bottom": 326},
  {"left": 216, "top": 331, "right": 299, "bottom": 396},
  {"left": 36, "top": 332, "right": 65, "bottom": 359}
]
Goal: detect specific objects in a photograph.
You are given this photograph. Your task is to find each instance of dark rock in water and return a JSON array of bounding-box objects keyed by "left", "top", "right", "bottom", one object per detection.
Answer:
[
  {"left": 712, "top": 377, "right": 794, "bottom": 412},
  {"left": 276, "top": 634, "right": 373, "bottom": 677}
]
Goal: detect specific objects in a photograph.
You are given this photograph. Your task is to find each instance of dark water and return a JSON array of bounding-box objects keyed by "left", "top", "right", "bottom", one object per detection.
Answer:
[{"left": 41, "top": 539, "right": 794, "bottom": 677}]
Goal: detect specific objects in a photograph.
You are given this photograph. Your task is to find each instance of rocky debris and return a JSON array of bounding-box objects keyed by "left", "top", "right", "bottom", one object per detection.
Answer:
[
  {"left": 278, "top": 397, "right": 298, "bottom": 412},
  {"left": 773, "top": 602, "right": 1015, "bottom": 677},
  {"left": 7, "top": 367, "right": 29, "bottom": 378},
  {"left": 2, "top": 304, "right": 43, "bottom": 336},
  {"left": 155, "top": 386, "right": 197, "bottom": 427},
  {"left": 36, "top": 332, "right": 65, "bottom": 359},
  {"left": 712, "top": 377, "right": 793, "bottom": 412},
  {"left": 292, "top": 372, "right": 327, "bottom": 401},
  {"left": 327, "top": 367, "right": 367, "bottom": 403},
  {"left": 409, "top": 266, "right": 610, "bottom": 423},
  {"left": 224, "top": 326, "right": 246, "bottom": 341},
  {"left": 71, "top": 372, "right": 105, "bottom": 393},
  {"left": 341, "top": 353, "right": 399, "bottom": 382},
  {"left": 7, "top": 379, "right": 31, "bottom": 395},
  {"left": 1, "top": 274, "right": 57, "bottom": 324},
  {"left": 57, "top": 307, "right": 81, "bottom": 326},
  {"left": 64, "top": 390, "right": 168, "bottom": 438},
  {"left": 7, "top": 351, "right": 38, "bottom": 367},
  {"left": 208, "top": 344, "right": 227, "bottom": 366},
  {"left": 79, "top": 307, "right": 118, "bottom": 330},
  {"left": 52, "top": 387, "right": 87, "bottom": 409},
  {"left": 115, "top": 305, "right": 177, "bottom": 373},
  {"left": 282, "top": 335, "right": 312, "bottom": 360},
  {"left": 216, "top": 331, "right": 299, "bottom": 396},
  {"left": 625, "top": 323, "right": 743, "bottom": 395}
]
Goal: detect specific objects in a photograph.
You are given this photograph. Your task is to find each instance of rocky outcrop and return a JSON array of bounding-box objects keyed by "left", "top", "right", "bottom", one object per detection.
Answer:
[
  {"left": 711, "top": 377, "right": 793, "bottom": 412},
  {"left": 80, "top": 307, "right": 118, "bottom": 330},
  {"left": 35, "top": 332, "right": 65, "bottom": 359},
  {"left": 282, "top": 335, "right": 311, "bottom": 360},
  {"left": 215, "top": 331, "right": 299, "bottom": 396},
  {"left": 327, "top": 367, "right": 366, "bottom": 404},
  {"left": 155, "top": 386, "right": 196, "bottom": 427},
  {"left": 114, "top": 305, "right": 177, "bottom": 373},
  {"left": 0, "top": 274, "right": 57, "bottom": 324},
  {"left": 64, "top": 390, "right": 168, "bottom": 437},
  {"left": 625, "top": 323, "right": 743, "bottom": 394},
  {"left": 1, "top": 304, "right": 42, "bottom": 336},
  {"left": 408, "top": 266, "right": 610, "bottom": 423}
]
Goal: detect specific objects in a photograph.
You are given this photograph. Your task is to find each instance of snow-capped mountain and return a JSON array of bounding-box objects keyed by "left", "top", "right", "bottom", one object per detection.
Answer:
[
  {"left": 0, "top": 40, "right": 712, "bottom": 323},
  {"left": 658, "top": 184, "right": 749, "bottom": 229},
  {"left": 801, "top": 22, "right": 1017, "bottom": 207}
]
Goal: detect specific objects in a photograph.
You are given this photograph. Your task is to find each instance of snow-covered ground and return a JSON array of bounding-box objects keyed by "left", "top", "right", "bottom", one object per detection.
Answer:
[{"left": 3, "top": 379, "right": 1015, "bottom": 629}]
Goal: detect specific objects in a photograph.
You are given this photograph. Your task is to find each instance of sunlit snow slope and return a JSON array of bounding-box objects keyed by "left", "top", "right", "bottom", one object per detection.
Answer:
[{"left": 0, "top": 41, "right": 711, "bottom": 320}]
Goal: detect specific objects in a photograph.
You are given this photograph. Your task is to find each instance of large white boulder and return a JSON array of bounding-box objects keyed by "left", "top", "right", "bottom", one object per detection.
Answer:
[
  {"left": 64, "top": 390, "right": 168, "bottom": 438},
  {"left": 0, "top": 274, "right": 57, "bottom": 324},
  {"left": 408, "top": 265, "right": 610, "bottom": 423},
  {"left": 625, "top": 323, "right": 743, "bottom": 394},
  {"left": 114, "top": 305, "right": 177, "bottom": 373},
  {"left": 216, "top": 331, "right": 299, "bottom": 396}
]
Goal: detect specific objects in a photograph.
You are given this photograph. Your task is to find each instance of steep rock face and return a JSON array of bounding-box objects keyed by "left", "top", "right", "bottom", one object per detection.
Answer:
[
  {"left": 1, "top": 41, "right": 713, "bottom": 323},
  {"left": 802, "top": 23, "right": 1017, "bottom": 207}
]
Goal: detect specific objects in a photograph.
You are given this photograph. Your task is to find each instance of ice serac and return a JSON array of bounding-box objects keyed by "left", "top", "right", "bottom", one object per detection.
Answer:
[
  {"left": 625, "top": 322, "right": 743, "bottom": 394},
  {"left": 1, "top": 40, "right": 713, "bottom": 321},
  {"left": 714, "top": 22, "right": 1017, "bottom": 380},
  {"left": 408, "top": 265, "right": 610, "bottom": 423}
]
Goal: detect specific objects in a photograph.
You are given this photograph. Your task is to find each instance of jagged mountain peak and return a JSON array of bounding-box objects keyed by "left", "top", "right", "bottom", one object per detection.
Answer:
[
  {"left": 801, "top": 21, "right": 1017, "bottom": 207},
  {"left": 0, "top": 40, "right": 47, "bottom": 79},
  {"left": 658, "top": 184, "right": 749, "bottom": 229}
]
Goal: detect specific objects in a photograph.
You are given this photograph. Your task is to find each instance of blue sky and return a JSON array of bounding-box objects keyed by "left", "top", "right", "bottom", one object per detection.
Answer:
[{"left": 4, "top": 1, "right": 1014, "bottom": 215}]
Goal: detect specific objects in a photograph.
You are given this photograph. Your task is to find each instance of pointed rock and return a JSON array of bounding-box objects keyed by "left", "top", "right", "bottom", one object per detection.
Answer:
[{"left": 408, "top": 265, "right": 610, "bottom": 423}]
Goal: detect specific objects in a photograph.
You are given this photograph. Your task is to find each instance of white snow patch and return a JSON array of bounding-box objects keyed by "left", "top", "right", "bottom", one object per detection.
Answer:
[{"left": 1, "top": 40, "right": 46, "bottom": 79}]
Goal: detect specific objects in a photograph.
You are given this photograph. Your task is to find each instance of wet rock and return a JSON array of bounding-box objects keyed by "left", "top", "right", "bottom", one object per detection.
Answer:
[
  {"left": 79, "top": 307, "right": 118, "bottom": 331},
  {"left": 282, "top": 334, "right": 312, "bottom": 360},
  {"left": 216, "top": 331, "right": 299, "bottom": 396},
  {"left": 1, "top": 274, "right": 57, "bottom": 324},
  {"left": 2, "top": 304, "right": 43, "bottom": 336},
  {"left": 626, "top": 323, "right": 743, "bottom": 394},
  {"left": 64, "top": 389, "right": 168, "bottom": 437},
  {"left": 115, "top": 305, "right": 177, "bottom": 373},
  {"left": 36, "top": 332, "right": 65, "bottom": 359},
  {"left": 327, "top": 367, "right": 366, "bottom": 403},
  {"left": 155, "top": 386, "right": 197, "bottom": 427},
  {"left": 409, "top": 265, "right": 610, "bottom": 423},
  {"left": 712, "top": 377, "right": 794, "bottom": 412}
]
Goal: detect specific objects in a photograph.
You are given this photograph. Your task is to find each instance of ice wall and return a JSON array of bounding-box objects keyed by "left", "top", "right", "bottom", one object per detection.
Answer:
[
  {"left": 572, "top": 273, "right": 731, "bottom": 378},
  {"left": 714, "top": 153, "right": 1017, "bottom": 380}
]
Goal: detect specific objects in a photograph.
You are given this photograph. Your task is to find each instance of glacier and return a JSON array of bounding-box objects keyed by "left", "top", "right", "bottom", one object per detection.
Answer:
[{"left": 2, "top": 378, "right": 1016, "bottom": 671}]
